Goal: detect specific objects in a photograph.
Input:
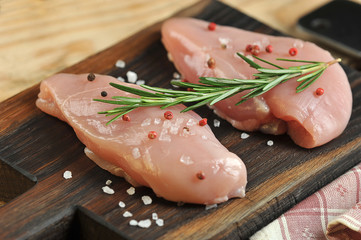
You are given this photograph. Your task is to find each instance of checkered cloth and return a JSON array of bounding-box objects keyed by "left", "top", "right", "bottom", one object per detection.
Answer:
[{"left": 251, "top": 163, "right": 361, "bottom": 239}]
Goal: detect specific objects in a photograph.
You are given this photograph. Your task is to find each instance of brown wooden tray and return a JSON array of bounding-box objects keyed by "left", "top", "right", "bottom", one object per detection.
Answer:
[{"left": 1, "top": 0, "right": 360, "bottom": 239}]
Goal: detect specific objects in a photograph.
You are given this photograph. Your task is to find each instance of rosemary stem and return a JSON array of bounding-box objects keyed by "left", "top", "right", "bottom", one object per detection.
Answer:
[{"left": 94, "top": 54, "right": 341, "bottom": 124}]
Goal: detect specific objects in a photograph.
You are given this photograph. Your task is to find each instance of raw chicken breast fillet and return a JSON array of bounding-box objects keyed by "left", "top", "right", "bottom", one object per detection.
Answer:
[
  {"left": 36, "top": 73, "right": 247, "bottom": 204},
  {"left": 161, "top": 18, "right": 352, "bottom": 148}
]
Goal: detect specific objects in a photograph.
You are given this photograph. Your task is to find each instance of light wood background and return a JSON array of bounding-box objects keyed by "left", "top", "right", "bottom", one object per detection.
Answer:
[{"left": 0, "top": 0, "right": 358, "bottom": 101}]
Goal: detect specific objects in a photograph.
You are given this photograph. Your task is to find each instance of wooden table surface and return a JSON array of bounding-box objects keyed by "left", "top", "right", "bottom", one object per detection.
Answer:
[{"left": 3, "top": 0, "right": 360, "bottom": 102}]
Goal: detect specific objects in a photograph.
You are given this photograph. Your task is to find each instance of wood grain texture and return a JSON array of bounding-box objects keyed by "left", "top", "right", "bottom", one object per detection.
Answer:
[
  {"left": 2, "top": 0, "right": 361, "bottom": 102},
  {"left": 0, "top": 1, "right": 361, "bottom": 239}
]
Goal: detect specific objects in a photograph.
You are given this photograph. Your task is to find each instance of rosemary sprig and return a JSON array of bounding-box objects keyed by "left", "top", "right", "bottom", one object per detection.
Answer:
[{"left": 94, "top": 53, "right": 341, "bottom": 124}]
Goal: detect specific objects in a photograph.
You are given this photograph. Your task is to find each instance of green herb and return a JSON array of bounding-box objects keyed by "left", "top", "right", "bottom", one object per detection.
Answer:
[{"left": 94, "top": 53, "right": 341, "bottom": 124}]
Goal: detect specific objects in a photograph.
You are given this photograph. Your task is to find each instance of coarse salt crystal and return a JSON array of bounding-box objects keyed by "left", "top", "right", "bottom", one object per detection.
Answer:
[
  {"left": 213, "top": 119, "right": 221, "bottom": 127},
  {"left": 159, "top": 128, "right": 171, "bottom": 142},
  {"left": 129, "top": 220, "right": 138, "bottom": 226},
  {"left": 219, "top": 37, "right": 230, "bottom": 46},
  {"left": 156, "top": 219, "right": 164, "bottom": 226},
  {"left": 202, "top": 135, "right": 208, "bottom": 140},
  {"left": 267, "top": 140, "right": 274, "bottom": 146},
  {"left": 136, "top": 79, "right": 145, "bottom": 85},
  {"left": 152, "top": 213, "right": 158, "bottom": 220},
  {"left": 117, "top": 76, "right": 125, "bottom": 82},
  {"left": 186, "top": 118, "right": 196, "bottom": 126},
  {"left": 180, "top": 154, "right": 194, "bottom": 165},
  {"left": 63, "top": 170, "right": 72, "bottom": 179},
  {"left": 173, "top": 72, "right": 181, "bottom": 79},
  {"left": 132, "top": 147, "right": 141, "bottom": 159},
  {"left": 138, "top": 219, "right": 152, "bottom": 228},
  {"left": 205, "top": 204, "right": 218, "bottom": 210},
  {"left": 102, "top": 186, "right": 115, "bottom": 195},
  {"left": 141, "top": 195, "right": 152, "bottom": 205},
  {"left": 106, "top": 180, "right": 112, "bottom": 185},
  {"left": 175, "top": 117, "right": 184, "bottom": 126},
  {"left": 154, "top": 118, "right": 161, "bottom": 125},
  {"left": 241, "top": 132, "right": 250, "bottom": 139},
  {"left": 126, "top": 71, "right": 137, "bottom": 83},
  {"left": 162, "top": 120, "right": 172, "bottom": 128},
  {"left": 261, "top": 37, "right": 270, "bottom": 47},
  {"left": 123, "top": 211, "right": 133, "bottom": 217},
  {"left": 141, "top": 118, "right": 151, "bottom": 126},
  {"left": 170, "top": 125, "right": 179, "bottom": 135},
  {"left": 127, "top": 187, "right": 135, "bottom": 195},
  {"left": 115, "top": 60, "right": 126, "bottom": 68},
  {"left": 293, "top": 39, "right": 304, "bottom": 49},
  {"left": 118, "top": 201, "right": 126, "bottom": 208}
]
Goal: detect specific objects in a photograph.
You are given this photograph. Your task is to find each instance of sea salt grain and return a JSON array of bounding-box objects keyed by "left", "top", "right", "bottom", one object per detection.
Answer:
[
  {"left": 136, "top": 79, "right": 145, "bottom": 85},
  {"left": 123, "top": 211, "right": 133, "bottom": 217},
  {"left": 173, "top": 72, "right": 181, "bottom": 79},
  {"left": 154, "top": 118, "right": 161, "bottom": 125},
  {"left": 138, "top": 219, "right": 152, "bottom": 228},
  {"left": 132, "top": 147, "right": 141, "bottom": 159},
  {"left": 205, "top": 204, "right": 218, "bottom": 210},
  {"left": 267, "top": 140, "right": 274, "bottom": 146},
  {"left": 117, "top": 76, "right": 125, "bottom": 82},
  {"left": 127, "top": 187, "right": 135, "bottom": 195},
  {"left": 102, "top": 186, "right": 115, "bottom": 195},
  {"left": 126, "top": 71, "right": 138, "bottom": 83},
  {"left": 180, "top": 154, "right": 194, "bottom": 165},
  {"left": 293, "top": 39, "right": 304, "bottom": 49},
  {"left": 141, "top": 195, "right": 152, "bottom": 205},
  {"left": 141, "top": 118, "right": 151, "bottom": 126},
  {"left": 156, "top": 219, "right": 164, "bottom": 227},
  {"left": 118, "top": 201, "right": 126, "bottom": 208},
  {"left": 152, "top": 213, "right": 158, "bottom": 220},
  {"left": 241, "top": 132, "right": 250, "bottom": 139},
  {"left": 218, "top": 37, "right": 230, "bottom": 48},
  {"left": 213, "top": 119, "right": 221, "bottom": 127},
  {"left": 115, "top": 60, "right": 126, "bottom": 68},
  {"left": 106, "top": 180, "right": 112, "bottom": 185},
  {"left": 63, "top": 170, "right": 72, "bottom": 179},
  {"left": 129, "top": 220, "right": 138, "bottom": 226}
]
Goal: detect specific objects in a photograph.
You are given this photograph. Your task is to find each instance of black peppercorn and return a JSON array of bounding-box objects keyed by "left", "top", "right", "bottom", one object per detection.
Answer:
[
  {"left": 101, "top": 91, "right": 108, "bottom": 97},
  {"left": 87, "top": 73, "right": 96, "bottom": 81}
]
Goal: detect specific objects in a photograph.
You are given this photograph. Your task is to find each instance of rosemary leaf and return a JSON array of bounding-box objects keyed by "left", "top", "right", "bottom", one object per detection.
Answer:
[
  {"left": 262, "top": 73, "right": 291, "bottom": 91},
  {"left": 296, "top": 68, "right": 324, "bottom": 82},
  {"left": 257, "top": 68, "right": 301, "bottom": 74},
  {"left": 296, "top": 69, "right": 325, "bottom": 92},
  {"left": 253, "top": 55, "right": 284, "bottom": 69},
  {"left": 109, "top": 82, "right": 157, "bottom": 98},
  {"left": 236, "top": 53, "right": 261, "bottom": 69},
  {"left": 276, "top": 58, "right": 321, "bottom": 63},
  {"left": 181, "top": 96, "right": 218, "bottom": 112},
  {"left": 210, "top": 86, "right": 242, "bottom": 105}
]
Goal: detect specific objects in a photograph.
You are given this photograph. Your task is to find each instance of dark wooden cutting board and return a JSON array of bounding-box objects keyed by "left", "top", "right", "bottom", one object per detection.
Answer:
[{"left": 1, "top": 0, "right": 360, "bottom": 239}]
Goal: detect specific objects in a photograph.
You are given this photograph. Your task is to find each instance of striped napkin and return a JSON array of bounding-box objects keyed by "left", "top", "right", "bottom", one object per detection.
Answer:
[{"left": 251, "top": 163, "right": 361, "bottom": 239}]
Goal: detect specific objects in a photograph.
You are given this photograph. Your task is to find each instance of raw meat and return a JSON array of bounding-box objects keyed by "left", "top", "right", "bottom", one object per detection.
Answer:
[
  {"left": 36, "top": 73, "right": 247, "bottom": 204},
  {"left": 161, "top": 18, "right": 352, "bottom": 148}
]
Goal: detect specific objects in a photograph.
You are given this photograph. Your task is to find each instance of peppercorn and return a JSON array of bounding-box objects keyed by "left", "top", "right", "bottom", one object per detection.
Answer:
[
  {"left": 208, "top": 22, "right": 216, "bottom": 31},
  {"left": 289, "top": 47, "right": 298, "bottom": 56},
  {"left": 101, "top": 91, "right": 107, "bottom": 97}
]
